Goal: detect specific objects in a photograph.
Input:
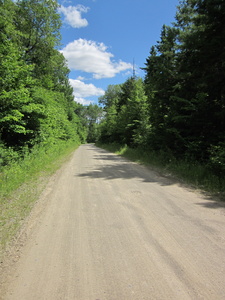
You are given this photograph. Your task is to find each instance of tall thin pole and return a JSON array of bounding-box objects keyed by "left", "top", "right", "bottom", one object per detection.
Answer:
[{"left": 133, "top": 58, "right": 136, "bottom": 79}]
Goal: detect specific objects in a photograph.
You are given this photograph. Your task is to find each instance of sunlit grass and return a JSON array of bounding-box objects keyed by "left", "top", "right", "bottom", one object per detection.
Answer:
[{"left": 0, "top": 140, "right": 80, "bottom": 257}]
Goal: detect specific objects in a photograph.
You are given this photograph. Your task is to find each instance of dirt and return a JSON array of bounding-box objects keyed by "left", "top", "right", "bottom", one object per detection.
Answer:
[{"left": 1, "top": 144, "right": 225, "bottom": 299}]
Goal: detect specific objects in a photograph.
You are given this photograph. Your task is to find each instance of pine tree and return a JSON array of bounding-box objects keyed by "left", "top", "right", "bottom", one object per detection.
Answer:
[{"left": 173, "top": 0, "right": 225, "bottom": 157}]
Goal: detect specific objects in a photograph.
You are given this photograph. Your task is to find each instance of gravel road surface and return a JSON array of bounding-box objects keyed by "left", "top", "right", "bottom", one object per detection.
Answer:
[{"left": 1, "top": 144, "right": 225, "bottom": 299}]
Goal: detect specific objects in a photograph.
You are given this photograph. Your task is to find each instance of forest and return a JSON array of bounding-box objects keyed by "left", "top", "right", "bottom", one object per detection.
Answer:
[
  {"left": 0, "top": 0, "right": 105, "bottom": 251},
  {"left": 0, "top": 0, "right": 81, "bottom": 159},
  {"left": 0, "top": 0, "right": 103, "bottom": 196},
  {"left": 98, "top": 0, "right": 225, "bottom": 194},
  {"left": 0, "top": 0, "right": 225, "bottom": 197},
  {"left": 0, "top": 0, "right": 224, "bottom": 257}
]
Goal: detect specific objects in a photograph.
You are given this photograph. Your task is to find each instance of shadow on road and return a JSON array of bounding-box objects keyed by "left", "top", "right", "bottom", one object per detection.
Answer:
[
  {"left": 75, "top": 145, "right": 225, "bottom": 208},
  {"left": 195, "top": 200, "right": 225, "bottom": 209},
  {"left": 76, "top": 145, "right": 175, "bottom": 186}
]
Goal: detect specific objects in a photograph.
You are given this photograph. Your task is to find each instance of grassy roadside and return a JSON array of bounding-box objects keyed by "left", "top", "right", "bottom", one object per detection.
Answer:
[
  {"left": 96, "top": 143, "right": 225, "bottom": 200},
  {"left": 0, "top": 141, "right": 80, "bottom": 258}
]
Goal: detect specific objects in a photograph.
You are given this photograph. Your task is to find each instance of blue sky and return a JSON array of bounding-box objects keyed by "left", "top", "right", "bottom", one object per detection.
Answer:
[{"left": 58, "top": 0, "right": 179, "bottom": 105}]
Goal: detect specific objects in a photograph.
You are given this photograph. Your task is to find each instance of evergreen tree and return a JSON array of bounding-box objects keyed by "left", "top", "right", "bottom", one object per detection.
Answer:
[
  {"left": 144, "top": 25, "right": 180, "bottom": 151},
  {"left": 143, "top": 0, "right": 225, "bottom": 160},
  {"left": 173, "top": 0, "right": 225, "bottom": 157}
]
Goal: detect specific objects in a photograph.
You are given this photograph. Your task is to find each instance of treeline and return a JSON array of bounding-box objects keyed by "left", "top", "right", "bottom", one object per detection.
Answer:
[
  {"left": 0, "top": 0, "right": 89, "bottom": 168},
  {"left": 98, "top": 0, "right": 225, "bottom": 178}
]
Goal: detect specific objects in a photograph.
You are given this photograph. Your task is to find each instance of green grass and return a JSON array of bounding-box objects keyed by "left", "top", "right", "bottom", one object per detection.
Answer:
[
  {"left": 96, "top": 142, "right": 225, "bottom": 200},
  {"left": 0, "top": 140, "right": 80, "bottom": 258}
]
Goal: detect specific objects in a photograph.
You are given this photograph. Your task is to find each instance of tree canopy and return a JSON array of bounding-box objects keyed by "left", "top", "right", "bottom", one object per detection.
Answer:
[
  {"left": 1, "top": 0, "right": 225, "bottom": 175},
  {"left": 0, "top": 0, "right": 89, "bottom": 167},
  {"left": 98, "top": 0, "right": 225, "bottom": 175}
]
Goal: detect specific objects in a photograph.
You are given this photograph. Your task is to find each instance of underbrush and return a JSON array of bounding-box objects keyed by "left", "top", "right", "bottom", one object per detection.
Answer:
[
  {"left": 0, "top": 140, "right": 79, "bottom": 197},
  {"left": 96, "top": 142, "right": 225, "bottom": 200},
  {"left": 0, "top": 139, "right": 80, "bottom": 256}
]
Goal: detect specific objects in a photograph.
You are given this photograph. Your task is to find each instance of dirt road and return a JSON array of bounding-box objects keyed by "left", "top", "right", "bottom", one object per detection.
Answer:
[{"left": 1, "top": 144, "right": 225, "bottom": 299}]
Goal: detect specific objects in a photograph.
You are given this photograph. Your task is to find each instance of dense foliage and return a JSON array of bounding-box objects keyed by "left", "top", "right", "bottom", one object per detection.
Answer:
[
  {"left": 0, "top": 0, "right": 88, "bottom": 168},
  {"left": 99, "top": 0, "right": 225, "bottom": 177}
]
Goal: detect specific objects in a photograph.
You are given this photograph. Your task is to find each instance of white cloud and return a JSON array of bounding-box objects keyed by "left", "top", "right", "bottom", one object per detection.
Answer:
[
  {"left": 76, "top": 76, "right": 85, "bottom": 81},
  {"left": 74, "top": 97, "right": 93, "bottom": 106},
  {"left": 58, "top": 5, "right": 89, "bottom": 28},
  {"left": 69, "top": 78, "right": 105, "bottom": 105},
  {"left": 61, "top": 39, "right": 133, "bottom": 79}
]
